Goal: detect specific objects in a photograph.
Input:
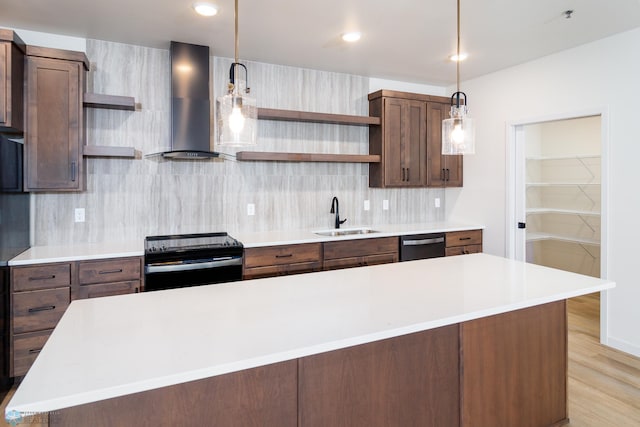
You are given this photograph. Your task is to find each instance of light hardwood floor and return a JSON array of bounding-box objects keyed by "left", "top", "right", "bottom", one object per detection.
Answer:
[
  {"left": 567, "top": 293, "right": 640, "bottom": 426},
  {"left": 1, "top": 293, "right": 638, "bottom": 426}
]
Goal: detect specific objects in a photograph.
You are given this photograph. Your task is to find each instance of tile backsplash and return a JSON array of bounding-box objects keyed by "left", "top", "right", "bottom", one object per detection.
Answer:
[{"left": 32, "top": 39, "right": 445, "bottom": 245}]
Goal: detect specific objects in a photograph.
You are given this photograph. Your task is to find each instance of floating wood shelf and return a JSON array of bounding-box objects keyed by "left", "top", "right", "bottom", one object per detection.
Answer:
[
  {"left": 83, "top": 93, "right": 136, "bottom": 111},
  {"left": 257, "top": 108, "right": 380, "bottom": 126},
  {"left": 236, "top": 152, "right": 381, "bottom": 163},
  {"left": 83, "top": 145, "right": 136, "bottom": 158}
]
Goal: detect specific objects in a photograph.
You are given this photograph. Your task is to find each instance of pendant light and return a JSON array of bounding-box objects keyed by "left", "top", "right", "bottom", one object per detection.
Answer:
[
  {"left": 217, "top": 0, "right": 257, "bottom": 146},
  {"left": 442, "top": 0, "right": 475, "bottom": 155}
]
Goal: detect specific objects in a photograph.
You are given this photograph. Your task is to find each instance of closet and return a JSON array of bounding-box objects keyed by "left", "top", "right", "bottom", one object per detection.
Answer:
[{"left": 524, "top": 116, "right": 601, "bottom": 278}]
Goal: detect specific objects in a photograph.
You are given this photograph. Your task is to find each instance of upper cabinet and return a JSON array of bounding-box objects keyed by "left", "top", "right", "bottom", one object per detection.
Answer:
[
  {"left": 0, "top": 30, "right": 25, "bottom": 134},
  {"left": 426, "top": 102, "right": 463, "bottom": 187},
  {"left": 369, "top": 94, "right": 427, "bottom": 187},
  {"left": 368, "top": 90, "right": 463, "bottom": 188},
  {"left": 24, "top": 47, "right": 89, "bottom": 191}
]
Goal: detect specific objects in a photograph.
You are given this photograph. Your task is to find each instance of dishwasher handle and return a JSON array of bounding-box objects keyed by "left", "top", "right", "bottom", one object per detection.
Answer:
[
  {"left": 145, "top": 257, "right": 242, "bottom": 274},
  {"left": 402, "top": 237, "right": 445, "bottom": 246}
]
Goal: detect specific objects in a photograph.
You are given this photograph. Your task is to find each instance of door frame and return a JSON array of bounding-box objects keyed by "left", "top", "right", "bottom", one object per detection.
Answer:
[{"left": 505, "top": 107, "right": 610, "bottom": 343}]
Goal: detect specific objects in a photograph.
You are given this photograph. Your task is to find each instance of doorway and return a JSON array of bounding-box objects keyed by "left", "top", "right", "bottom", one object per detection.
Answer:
[{"left": 506, "top": 110, "right": 609, "bottom": 343}]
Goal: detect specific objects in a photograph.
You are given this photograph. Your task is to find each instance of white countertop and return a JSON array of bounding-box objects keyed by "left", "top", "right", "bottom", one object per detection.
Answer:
[
  {"left": 6, "top": 253, "right": 613, "bottom": 417},
  {"left": 8, "top": 241, "right": 144, "bottom": 266},
  {"left": 8, "top": 222, "right": 482, "bottom": 264},
  {"left": 235, "top": 222, "right": 483, "bottom": 248}
]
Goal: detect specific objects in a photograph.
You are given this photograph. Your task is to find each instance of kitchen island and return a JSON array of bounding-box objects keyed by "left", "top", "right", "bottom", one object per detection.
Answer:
[{"left": 5, "top": 254, "right": 614, "bottom": 426}]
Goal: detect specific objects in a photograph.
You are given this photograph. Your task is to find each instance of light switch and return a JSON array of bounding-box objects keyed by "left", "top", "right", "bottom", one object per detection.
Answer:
[
  {"left": 247, "top": 203, "right": 255, "bottom": 216},
  {"left": 435, "top": 198, "right": 441, "bottom": 208},
  {"left": 383, "top": 200, "right": 389, "bottom": 210},
  {"left": 364, "top": 200, "right": 370, "bottom": 211}
]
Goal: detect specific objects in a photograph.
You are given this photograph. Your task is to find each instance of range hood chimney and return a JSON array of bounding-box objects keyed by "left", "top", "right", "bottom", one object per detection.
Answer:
[{"left": 162, "top": 41, "right": 218, "bottom": 159}]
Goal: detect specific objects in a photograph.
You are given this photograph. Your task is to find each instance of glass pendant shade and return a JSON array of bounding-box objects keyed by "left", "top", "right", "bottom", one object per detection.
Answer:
[
  {"left": 216, "top": 79, "right": 257, "bottom": 146},
  {"left": 442, "top": 104, "right": 475, "bottom": 155}
]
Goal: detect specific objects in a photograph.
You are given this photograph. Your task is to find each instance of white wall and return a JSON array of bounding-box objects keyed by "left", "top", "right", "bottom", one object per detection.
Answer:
[{"left": 452, "top": 28, "right": 640, "bottom": 356}]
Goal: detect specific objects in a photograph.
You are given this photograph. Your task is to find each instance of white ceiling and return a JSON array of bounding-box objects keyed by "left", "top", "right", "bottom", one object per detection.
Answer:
[{"left": 2, "top": 0, "right": 640, "bottom": 86}]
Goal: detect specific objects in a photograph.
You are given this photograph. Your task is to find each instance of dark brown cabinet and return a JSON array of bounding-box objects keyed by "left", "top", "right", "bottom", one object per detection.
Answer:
[
  {"left": 9, "top": 256, "right": 143, "bottom": 376},
  {"left": 369, "top": 90, "right": 462, "bottom": 188},
  {"left": 445, "top": 230, "right": 483, "bottom": 256},
  {"left": 24, "top": 47, "right": 89, "bottom": 191},
  {"left": 427, "top": 102, "right": 463, "bottom": 187},
  {"left": 323, "top": 237, "right": 398, "bottom": 271},
  {"left": 243, "top": 243, "right": 323, "bottom": 280},
  {"left": 0, "top": 30, "right": 25, "bottom": 134},
  {"left": 461, "top": 301, "right": 567, "bottom": 426},
  {"left": 10, "top": 262, "right": 72, "bottom": 376},
  {"left": 299, "top": 325, "right": 460, "bottom": 427},
  {"left": 369, "top": 94, "right": 427, "bottom": 187},
  {"left": 74, "top": 257, "right": 143, "bottom": 299}
]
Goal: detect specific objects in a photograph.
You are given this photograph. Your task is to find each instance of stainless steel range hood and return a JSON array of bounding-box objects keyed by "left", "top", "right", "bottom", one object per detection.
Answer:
[{"left": 160, "top": 41, "right": 218, "bottom": 159}]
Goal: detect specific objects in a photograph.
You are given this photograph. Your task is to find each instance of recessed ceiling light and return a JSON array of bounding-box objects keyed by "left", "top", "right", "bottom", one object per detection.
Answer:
[
  {"left": 193, "top": 2, "right": 219, "bottom": 17},
  {"left": 449, "top": 52, "right": 468, "bottom": 62},
  {"left": 342, "top": 32, "right": 362, "bottom": 43}
]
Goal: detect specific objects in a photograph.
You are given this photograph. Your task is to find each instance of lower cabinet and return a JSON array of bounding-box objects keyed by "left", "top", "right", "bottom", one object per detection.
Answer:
[
  {"left": 74, "top": 257, "right": 142, "bottom": 299},
  {"left": 243, "top": 243, "right": 322, "bottom": 280},
  {"left": 10, "top": 256, "right": 143, "bottom": 377},
  {"left": 445, "top": 229, "right": 483, "bottom": 256},
  {"left": 323, "top": 237, "right": 398, "bottom": 271},
  {"left": 10, "top": 263, "right": 72, "bottom": 377},
  {"left": 299, "top": 325, "right": 460, "bottom": 427}
]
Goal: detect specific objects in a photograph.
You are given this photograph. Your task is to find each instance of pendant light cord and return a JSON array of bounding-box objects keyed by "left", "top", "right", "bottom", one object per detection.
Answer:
[
  {"left": 456, "top": 0, "right": 460, "bottom": 94},
  {"left": 234, "top": 0, "right": 239, "bottom": 64}
]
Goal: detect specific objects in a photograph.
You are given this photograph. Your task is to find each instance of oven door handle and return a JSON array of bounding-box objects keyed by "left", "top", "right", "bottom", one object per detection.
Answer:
[
  {"left": 145, "top": 257, "right": 242, "bottom": 274},
  {"left": 402, "top": 237, "right": 445, "bottom": 246}
]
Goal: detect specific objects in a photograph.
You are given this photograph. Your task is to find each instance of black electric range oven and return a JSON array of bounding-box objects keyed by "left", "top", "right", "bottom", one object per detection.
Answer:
[{"left": 144, "top": 233, "right": 243, "bottom": 292}]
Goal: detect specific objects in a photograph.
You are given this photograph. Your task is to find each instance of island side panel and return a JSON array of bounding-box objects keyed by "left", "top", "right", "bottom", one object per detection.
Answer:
[
  {"left": 51, "top": 360, "right": 297, "bottom": 427},
  {"left": 461, "top": 300, "right": 568, "bottom": 427},
  {"left": 298, "top": 325, "right": 460, "bottom": 427}
]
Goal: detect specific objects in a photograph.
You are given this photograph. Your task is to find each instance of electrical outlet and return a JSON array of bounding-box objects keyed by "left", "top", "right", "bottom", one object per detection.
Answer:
[
  {"left": 383, "top": 200, "right": 389, "bottom": 210},
  {"left": 435, "top": 198, "right": 441, "bottom": 208},
  {"left": 74, "top": 208, "right": 85, "bottom": 223},
  {"left": 247, "top": 203, "right": 255, "bottom": 216},
  {"left": 364, "top": 200, "right": 370, "bottom": 211}
]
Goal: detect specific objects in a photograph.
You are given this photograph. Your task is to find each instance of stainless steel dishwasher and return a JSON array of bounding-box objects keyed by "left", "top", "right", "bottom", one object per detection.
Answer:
[{"left": 399, "top": 233, "right": 446, "bottom": 261}]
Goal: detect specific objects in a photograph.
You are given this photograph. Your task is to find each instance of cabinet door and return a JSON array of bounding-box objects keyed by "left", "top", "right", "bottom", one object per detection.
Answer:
[
  {"left": 383, "top": 98, "right": 427, "bottom": 187},
  {"left": 427, "top": 102, "right": 463, "bottom": 187},
  {"left": 25, "top": 56, "right": 84, "bottom": 191}
]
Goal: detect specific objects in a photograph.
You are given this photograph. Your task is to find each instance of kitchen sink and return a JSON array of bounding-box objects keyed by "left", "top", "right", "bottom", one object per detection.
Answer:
[{"left": 313, "top": 227, "right": 380, "bottom": 237}]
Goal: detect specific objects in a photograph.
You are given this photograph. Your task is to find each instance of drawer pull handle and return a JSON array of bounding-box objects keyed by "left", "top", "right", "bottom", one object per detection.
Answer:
[
  {"left": 275, "top": 254, "right": 293, "bottom": 258},
  {"left": 99, "top": 269, "right": 123, "bottom": 275},
  {"left": 28, "top": 349, "right": 42, "bottom": 355},
  {"left": 459, "top": 237, "right": 472, "bottom": 241},
  {"left": 29, "top": 275, "right": 55, "bottom": 281},
  {"left": 28, "top": 305, "right": 56, "bottom": 313}
]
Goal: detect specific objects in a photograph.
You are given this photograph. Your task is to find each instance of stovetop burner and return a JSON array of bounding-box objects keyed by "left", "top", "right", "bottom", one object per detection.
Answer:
[{"left": 145, "top": 232, "right": 242, "bottom": 254}]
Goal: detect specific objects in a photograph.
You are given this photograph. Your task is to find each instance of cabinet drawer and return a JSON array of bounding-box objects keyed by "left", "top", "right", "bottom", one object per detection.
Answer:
[
  {"left": 323, "top": 253, "right": 398, "bottom": 271},
  {"left": 244, "top": 243, "right": 322, "bottom": 268},
  {"left": 323, "top": 237, "right": 398, "bottom": 260},
  {"left": 79, "top": 257, "right": 141, "bottom": 285},
  {"left": 13, "top": 287, "right": 70, "bottom": 334},
  {"left": 445, "top": 230, "right": 482, "bottom": 248},
  {"left": 12, "top": 329, "right": 52, "bottom": 377},
  {"left": 12, "top": 263, "right": 72, "bottom": 291},
  {"left": 445, "top": 244, "right": 483, "bottom": 257},
  {"left": 244, "top": 262, "right": 322, "bottom": 280},
  {"left": 76, "top": 280, "right": 141, "bottom": 299}
]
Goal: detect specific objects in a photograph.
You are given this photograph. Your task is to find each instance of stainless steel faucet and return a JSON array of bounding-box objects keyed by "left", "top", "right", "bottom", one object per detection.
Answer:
[{"left": 330, "top": 197, "right": 347, "bottom": 229}]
